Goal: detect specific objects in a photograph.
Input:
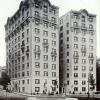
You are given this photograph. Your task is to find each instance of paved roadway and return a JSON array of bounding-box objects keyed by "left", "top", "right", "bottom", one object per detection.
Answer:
[{"left": 0, "top": 90, "right": 100, "bottom": 99}]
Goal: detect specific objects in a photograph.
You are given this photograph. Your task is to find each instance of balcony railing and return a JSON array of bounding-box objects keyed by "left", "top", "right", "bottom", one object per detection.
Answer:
[
  {"left": 88, "top": 56, "right": 94, "bottom": 59},
  {"left": 73, "top": 55, "right": 79, "bottom": 58},
  {"left": 34, "top": 49, "right": 41, "bottom": 54},
  {"left": 81, "top": 48, "right": 86, "bottom": 52},
  {"left": 51, "top": 51, "right": 57, "bottom": 56},
  {"left": 42, "top": 42, "right": 49, "bottom": 47}
]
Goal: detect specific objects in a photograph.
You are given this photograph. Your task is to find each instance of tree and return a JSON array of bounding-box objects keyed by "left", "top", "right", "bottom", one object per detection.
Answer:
[
  {"left": 89, "top": 73, "right": 95, "bottom": 90},
  {"left": 0, "top": 71, "right": 11, "bottom": 90}
]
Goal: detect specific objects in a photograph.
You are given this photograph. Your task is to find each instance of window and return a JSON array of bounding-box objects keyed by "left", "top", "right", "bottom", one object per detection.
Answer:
[
  {"left": 35, "top": 19, "right": 40, "bottom": 25},
  {"left": 89, "top": 30, "right": 94, "bottom": 36},
  {"left": 74, "top": 73, "right": 78, "bottom": 77},
  {"left": 67, "top": 59, "right": 69, "bottom": 63},
  {"left": 82, "top": 16, "right": 85, "bottom": 22},
  {"left": 74, "top": 87, "right": 78, "bottom": 91},
  {"left": 81, "top": 45, "right": 86, "bottom": 51},
  {"left": 35, "top": 62, "right": 40, "bottom": 68},
  {"left": 35, "top": 79, "right": 40, "bottom": 84},
  {"left": 82, "top": 30, "right": 86, "bottom": 35},
  {"left": 35, "top": 71, "right": 40, "bottom": 76},
  {"left": 74, "top": 58, "right": 78, "bottom": 63},
  {"left": 22, "top": 64, "right": 25, "bottom": 70},
  {"left": 27, "top": 79, "right": 29, "bottom": 84},
  {"left": 35, "top": 2, "right": 39, "bottom": 8},
  {"left": 74, "top": 66, "right": 78, "bottom": 70},
  {"left": 89, "top": 53, "right": 93, "bottom": 58},
  {"left": 35, "top": 28, "right": 40, "bottom": 35},
  {"left": 52, "top": 41, "right": 56, "bottom": 46},
  {"left": 66, "top": 30, "right": 69, "bottom": 34},
  {"left": 82, "top": 52, "right": 86, "bottom": 57},
  {"left": 67, "top": 52, "right": 69, "bottom": 56},
  {"left": 52, "top": 64, "right": 56, "bottom": 70},
  {"left": 73, "top": 14, "right": 79, "bottom": 19},
  {"left": 43, "top": 6, "right": 48, "bottom": 13},
  {"left": 43, "top": 55, "right": 48, "bottom": 61},
  {"left": 74, "top": 44, "right": 78, "bottom": 49},
  {"left": 43, "top": 21, "right": 48, "bottom": 28},
  {"left": 35, "top": 87, "right": 40, "bottom": 92},
  {"left": 52, "top": 72, "right": 56, "bottom": 77},
  {"left": 67, "top": 81, "right": 69, "bottom": 85},
  {"left": 44, "top": 71, "right": 48, "bottom": 76},
  {"left": 35, "top": 53, "right": 40, "bottom": 60},
  {"left": 60, "top": 33, "right": 63, "bottom": 37},
  {"left": 22, "top": 72, "right": 25, "bottom": 77},
  {"left": 89, "top": 59, "right": 94, "bottom": 65},
  {"left": 51, "top": 17, "right": 56, "bottom": 23},
  {"left": 89, "top": 39, "right": 93, "bottom": 44},
  {"left": 82, "top": 23, "right": 85, "bottom": 28},
  {"left": 43, "top": 31, "right": 48, "bottom": 37},
  {"left": 43, "top": 14, "right": 48, "bottom": 20},
  {"left": 60, "top": 40, "right": 63, "bottom": 44},
  {"left": 27, "top": 38, "right": 29, "bottom": 43},
  {"left": 27, "top": 71, "right": 29, "bottom": 76},
  {"left": 89, "top": 66, "right": 93, "bottom": 71},
  {"left": 66, "top": 23, "right": 69, "bottom": 27},
  {"left": 67, "top": 37, "right": 69, "bottom": 41},
  {"left": 82, "top": 81, "right": 86, "bottom": 85},
  {"left": 89, "top": 46, "right": 93, "bottom": 51},
  {"left": 43, "top": 39, "right": 48, "bottom": 43},
  {"left": 44, "top": 63, "right": 48, "bottom": 69},
  {"left": 82, "top": 38, "right": 86, "bottom": 43},
  {"left": 67, "top": 44, "right": 69, "bottom": 49},
  {"left": 22, "top": 80, "right": 25, "bottom": 84},
  {"left": 74, "top": 37, "right": 78, "bottom": 42},
  {"left": 82, "top": 87, "right": 86, "bottom": 91},
  {"left": 27, "top": 29, "right": 29, "bottom": 35},
  {"left": 60, "top": 19, "right": 63, "bottom": 24},
  {"left": 74, "top": 81, "right": 78, "bottom": 85},
  {"left": 35, "top": 37, "right": 40, "bottom": 43},
  {"left": 43, "top": 46, "right": 48, "bottom": 53},
  {"left": 60, "top": 26, "right": 63, "bottom": 31},
  {"left": 89, "top": 24, "right": 93, "bottom": 29},
  {"left": 35, "top": 45, "right": 40, "bottom": 52},
  {"left": 73, "top": 22, "right": 78, "bottom": 27},
  {"left": 82, "top": 73, "right": 86, "bottom": 78},
  {"left": 27, "top": 63, "right": 29, "bottom": 69},
  {"left": 22, "top": 32, "right": 24, "bottom": 38},
  {"left": 52, "top": 33, "right": 56, "bottom": 38},
  {"left": 89, "top": 17, "right": 93, "bottom": 22},
  {"left": 82, "top": 59, "right": 86, "bottom": 64},
  {"left": 67, "top": 73, "right": 69, "bottom": 78},
  {"left": 52, "top": 56, "right": 56, "bottom": 62},
  {"left": 82, "top": 66, "right": 86, "bottom": 71},
  {"left": 22, "top": 87, "right": 25, "bottom": 92}
]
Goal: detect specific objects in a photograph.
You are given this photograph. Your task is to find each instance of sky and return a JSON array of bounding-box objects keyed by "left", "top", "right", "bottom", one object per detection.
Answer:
[{"left": 0, "top": 0, "right": 100, "bottom": 66}]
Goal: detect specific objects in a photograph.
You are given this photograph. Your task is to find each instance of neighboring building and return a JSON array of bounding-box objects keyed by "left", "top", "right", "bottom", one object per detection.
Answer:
[
  {"left": 5, "top": 0, "right": 59, "bottom": 94},
  {"left": 96, "top": 58, "right": 100, "bottom": 91},
  {"left": 59, "top": 9, "right": 96, "bottom": 94}
]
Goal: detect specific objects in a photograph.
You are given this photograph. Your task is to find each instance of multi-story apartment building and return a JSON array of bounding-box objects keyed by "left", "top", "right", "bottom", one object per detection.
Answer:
[
  {"left": 5, "top": 0, "right": 59, "bottom": 94},
  {"left": 96, "top": 58, "right": 100, "bottom": 91},
  {"left": 59, "top": 9, "right": 96, "bottom": 94}
]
